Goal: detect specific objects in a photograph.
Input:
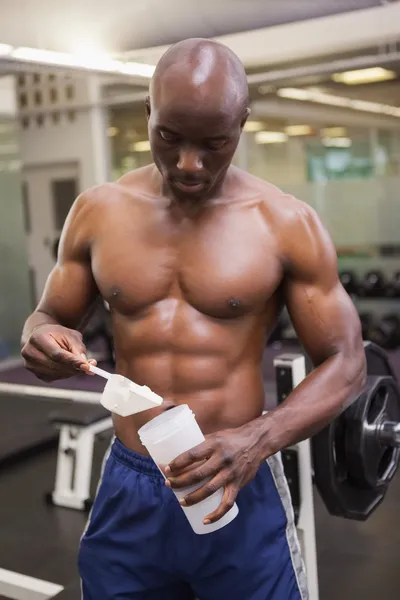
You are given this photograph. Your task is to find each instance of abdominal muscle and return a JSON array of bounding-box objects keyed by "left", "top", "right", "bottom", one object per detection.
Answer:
[
  {"left": 107, "top": 301, "right": 271, "bottom": 455},
  {"left": 112, "top": 351, "right": 266, "bottom": 455}
]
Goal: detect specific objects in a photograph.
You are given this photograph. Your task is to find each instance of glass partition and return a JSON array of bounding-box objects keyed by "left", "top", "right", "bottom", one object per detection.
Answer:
[{"left": 0, "top": 112, "right": 31, "bottom": 357}]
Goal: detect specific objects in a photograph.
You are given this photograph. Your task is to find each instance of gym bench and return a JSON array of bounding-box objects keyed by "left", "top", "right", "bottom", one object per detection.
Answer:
[{"left": 46, "top": 404, "right": 112, "bottom": 511}]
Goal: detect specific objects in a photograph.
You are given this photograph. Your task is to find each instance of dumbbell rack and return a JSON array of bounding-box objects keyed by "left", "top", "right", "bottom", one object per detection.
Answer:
[{"left": 340, "top": 270, "right": 400, "bottom": 350}]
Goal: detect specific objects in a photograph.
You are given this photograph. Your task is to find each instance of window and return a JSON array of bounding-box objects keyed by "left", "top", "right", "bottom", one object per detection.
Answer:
[
  {"left": 65, "top": 84, "right": 75, "bottom": 101},
  {"left": 19, "top": 93, "right": 27, "bottom": 108},
  {"left": 34, "top": 90, "right": 42, "bottom": 106},
  {"left": 50, "top": 88, "right": 58, "bottom": 103}
]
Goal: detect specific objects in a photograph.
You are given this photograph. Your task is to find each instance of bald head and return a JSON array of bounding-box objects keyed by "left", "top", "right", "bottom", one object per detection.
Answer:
[
  {"left": 146, "top": 39, "right": 250, "bottom": 201},
  {"left": 149, "top": 38, "right": 249, "bottom": 118}
]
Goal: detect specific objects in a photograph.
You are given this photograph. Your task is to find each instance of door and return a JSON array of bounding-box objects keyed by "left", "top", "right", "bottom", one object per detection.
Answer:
[{"left": 23, "top": 162, "right": 79, "bottom": 305}]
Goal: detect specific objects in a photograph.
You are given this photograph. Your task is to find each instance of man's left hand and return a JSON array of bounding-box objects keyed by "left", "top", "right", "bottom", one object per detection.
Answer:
[{"left": 164, "top": 424, "right": 264, "bottom": 524}]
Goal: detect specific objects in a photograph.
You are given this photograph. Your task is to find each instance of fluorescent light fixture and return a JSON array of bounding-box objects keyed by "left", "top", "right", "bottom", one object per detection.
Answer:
[
  {"left": 277, "top": 87, "right": 400, "bottom": 118},
  {"left": 278, "top": 88, "right": 311, "bottom": 101},
  {"left": 321, "top": 127, "right": 347, "bottom": 138},
  {"left": 107, "top": 127, "right": 119, "bottom": 137},
  {"left": 132, "top": 140, "right": 151, "bottom": 152},
  {"left": 117, "top": 62, "right": 155, "bottom": 78},
  {"left": 284, "top": 125, "right": 313, "bottom": 136},
  {"left": 244, "top": 121, "right": 265, "bottom": 132},
  {"left": 331, "top": 67, "right": 396, "bottom": 85},
  {"left": 0, "top": 43, "right": 12, "bottom": 56},
  {"left": 0, "top": 43, "right": 155, "bottom": 78},
  {"left": 322, "top": 137, "right": 352, "bottom": 148},
  {"left": 255, "top": 131, "right": 288, "bottom": 144}
]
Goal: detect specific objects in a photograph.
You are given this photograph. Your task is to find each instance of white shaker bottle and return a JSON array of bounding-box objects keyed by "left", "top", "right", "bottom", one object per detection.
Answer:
[{"left": 138, "top": 405, "right": 239, "bottom": 534}]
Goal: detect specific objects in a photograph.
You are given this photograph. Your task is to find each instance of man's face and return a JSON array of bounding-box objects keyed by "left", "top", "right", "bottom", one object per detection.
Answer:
[{"left": 147, "top": 96, "right": 247, "bottom": 199}]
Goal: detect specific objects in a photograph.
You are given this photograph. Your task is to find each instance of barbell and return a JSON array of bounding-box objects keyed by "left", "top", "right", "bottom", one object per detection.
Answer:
[{"left": 312, "top": 341, "right": 400, "bottom": 521}]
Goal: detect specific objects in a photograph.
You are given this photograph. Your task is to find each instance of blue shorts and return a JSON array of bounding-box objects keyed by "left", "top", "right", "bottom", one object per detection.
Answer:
[{"left": 79, "top": 439, "right": 307, "bottom": 600}]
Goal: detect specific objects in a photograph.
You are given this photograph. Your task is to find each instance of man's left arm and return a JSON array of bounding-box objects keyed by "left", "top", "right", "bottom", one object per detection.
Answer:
[
  {"left": 164, "top": 203, "right": 366, "bottom": 523},
  {"left": 256, "top": 202, "right": 366, "bottom": 454}
]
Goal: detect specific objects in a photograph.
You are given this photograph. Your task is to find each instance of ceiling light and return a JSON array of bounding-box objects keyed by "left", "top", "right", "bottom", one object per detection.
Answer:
[
  {"left": 322, "top": 137, "right": 352, "bottom": 148},
  {"left": 331, "top": 67, "right": 396, "bottom": 85},
  {"left": 2, "top": 44, "right": 155, "bottom": 78},
  {"left": 320, "top": 127, "right": 347, "bottom": 138},
  {"left": 278, "top": 88, "right": 311, "bottom": 101},
  {"left": 132, "top": 140, "right": 151, "bottom": 152},
  {"left": 277, "top": 87, "right": 400, "bottom": 118},
  {"left": 244, "top": 121, "right": 265, "bottom": 132},
  {"left": 117, "top": 62, "right": 155, "bottom": 78},
  {"left": 255, "top": 131, "right": 288, "bottom": 144},
  {"left": 284, "top": 125, "right": 313, "bottom": 136}
]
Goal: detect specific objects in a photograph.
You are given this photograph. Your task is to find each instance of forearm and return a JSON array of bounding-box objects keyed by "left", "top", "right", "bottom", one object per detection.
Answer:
[{"left": 254, "top": 350, "right": 366, "bottom": 459}]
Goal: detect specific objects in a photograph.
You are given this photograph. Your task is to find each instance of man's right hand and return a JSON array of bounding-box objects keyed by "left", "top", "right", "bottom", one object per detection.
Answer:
[{"left": 21, "top": 324, "right": 96, "bottom": 382}]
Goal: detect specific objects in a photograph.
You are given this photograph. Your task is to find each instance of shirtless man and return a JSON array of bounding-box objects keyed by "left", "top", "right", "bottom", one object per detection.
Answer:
[{"left": 21, "top": 39, "right": 366, "bottom": 599}]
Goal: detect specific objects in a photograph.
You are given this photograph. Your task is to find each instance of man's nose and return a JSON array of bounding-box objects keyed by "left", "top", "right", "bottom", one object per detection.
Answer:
[{"left": 177, "top": 147, "right": 203, "bottom": 173}]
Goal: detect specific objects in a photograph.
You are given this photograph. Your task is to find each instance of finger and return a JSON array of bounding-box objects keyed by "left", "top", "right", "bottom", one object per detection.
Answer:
[
  {"left": 35, "top": 335, "right": 86, "bottom": 369},
  {"left": 77, "top": 353, "right": 91, "bottom": 373},
  {"left": 180, "top": 471, "right": 231, "bottom": 507},
  {"left": 203, "top": 483, "right": 239, "bottom": 525},
  {"left": 25, "top": 353, "right": 79, "bottom": 379},
  {"left": 166, "top": 456, "right": 222, "bottom": 489},
  {"left": 23, "top": 345, "right": 75, "bottom": 376},
  {"left": 83, "top": 357, "right": 98, "bottom": 375},
  {"left": 166, "top": 441, "right": 212, "bottom": 475}
]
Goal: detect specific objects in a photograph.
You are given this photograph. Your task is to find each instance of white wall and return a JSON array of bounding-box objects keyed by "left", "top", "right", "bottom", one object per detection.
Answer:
[
  {"left": 20, "top": 109, "right": 106, "bottom": 192},
  {"left": 18, "top": 73, "right": 110, "bottom": 192},
  {"left": 16, "top": 73, "right": 111, "bottom": 305}
]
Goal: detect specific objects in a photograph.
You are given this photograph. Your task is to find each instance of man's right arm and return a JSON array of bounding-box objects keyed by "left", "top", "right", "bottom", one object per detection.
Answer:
[{"left": 21, "top": 192, "right": 100, "bottom": 381}]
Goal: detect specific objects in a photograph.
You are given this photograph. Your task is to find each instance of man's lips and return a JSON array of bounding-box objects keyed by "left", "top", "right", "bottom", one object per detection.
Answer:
[{"left": 174, "top": 180, "right": 206, "bottom": 193}]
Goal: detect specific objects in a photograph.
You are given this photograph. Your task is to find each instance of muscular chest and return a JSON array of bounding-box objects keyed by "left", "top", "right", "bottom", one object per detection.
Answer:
[{"left": 92, "top": 207, "right": 282, "bottom": 318}]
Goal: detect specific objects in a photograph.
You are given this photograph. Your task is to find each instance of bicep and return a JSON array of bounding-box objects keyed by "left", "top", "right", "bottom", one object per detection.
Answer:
[
  {"left": 38, "top": 260, "right": 98, "bottom": 330},
  {"left": 285, "top": 275, "right": 361, "bottom": 367},
  {"left": 283, "top": 206, "right": 362, "bottom": 367}
]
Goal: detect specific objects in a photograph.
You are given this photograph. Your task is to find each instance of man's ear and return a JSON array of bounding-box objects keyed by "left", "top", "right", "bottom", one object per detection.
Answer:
[
  {"left": 240, "top": 107, "right": 251, "bottom": 130},
  {"left": 145, "top": 96, "right": 151, "bottom": 121}
]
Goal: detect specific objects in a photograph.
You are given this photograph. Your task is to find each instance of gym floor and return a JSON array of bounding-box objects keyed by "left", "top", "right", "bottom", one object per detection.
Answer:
[{"left": 1, "top": 346, "right": 400, "bottom": 599}]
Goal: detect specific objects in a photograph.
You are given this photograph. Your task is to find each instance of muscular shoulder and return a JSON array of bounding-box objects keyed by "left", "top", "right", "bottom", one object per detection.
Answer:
[
  {"left": 58, "top": 170, "right": 155, "bottom": 259},
  {"left": 235, "top": 170, "right": 337, "bottom": 281},
  {"left": 263, "top": 187, "right": 337, "bottom": 283},
  {"left": 71, "top": 166, "right": 157, "bottom": 221}
]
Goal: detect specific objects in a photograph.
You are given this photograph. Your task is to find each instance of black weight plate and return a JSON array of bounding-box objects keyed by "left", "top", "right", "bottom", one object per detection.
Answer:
[
  {"left": 363, "top": 341, "right": 397, "bottom": 380},
  {"left": 312, "top": 413, "right": 387, "bottom": 520},
  {"left": 312, "top": 342, "right": 399, "bottom": 521},
  {"left": 345, "top": 376, "right": 400, "bottom": 490}
]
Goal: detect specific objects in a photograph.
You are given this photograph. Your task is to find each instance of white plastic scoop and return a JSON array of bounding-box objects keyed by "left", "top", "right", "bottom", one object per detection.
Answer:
[{"left": 88, "top": 364, "right": 163, "bottom": 417}]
